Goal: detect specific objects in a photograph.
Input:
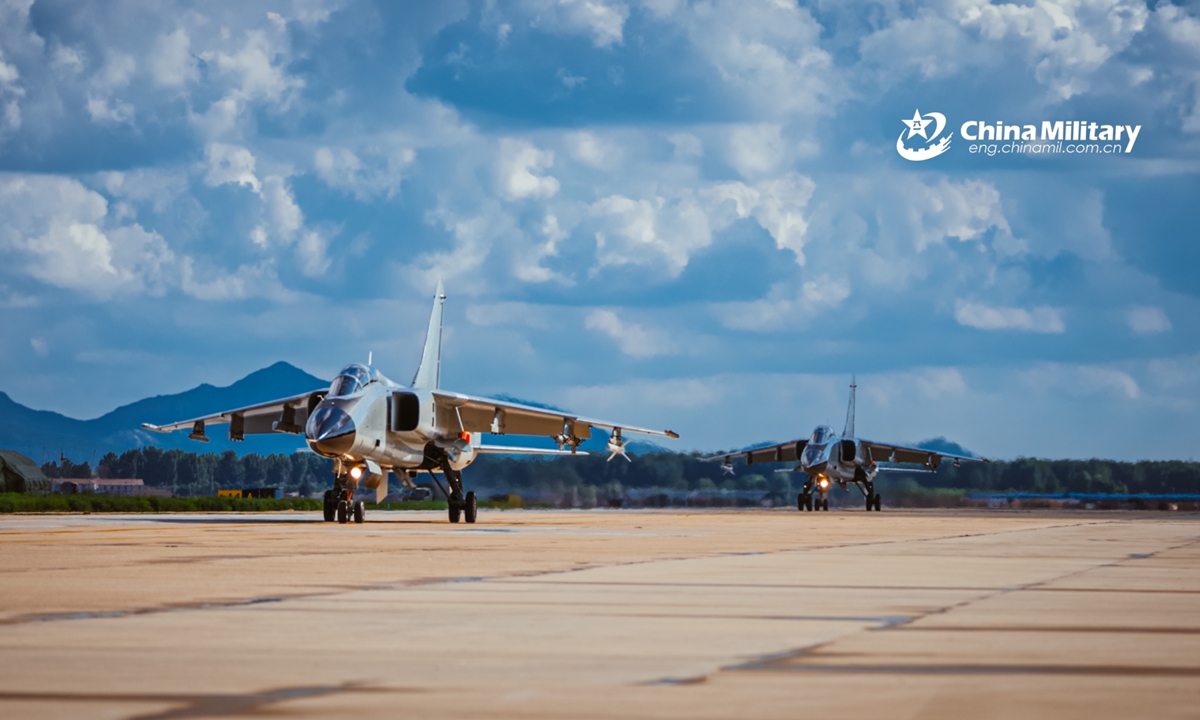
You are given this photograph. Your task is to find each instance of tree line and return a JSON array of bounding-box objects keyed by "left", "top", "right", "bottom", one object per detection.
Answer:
[
  {"left": 35, "top": 446, "right": 1200, "bottom": 498},
  {"left": 42, "top": 447, "right": 333, "bottom": 498},
  {"left": 469, "top": 453, "right": 1200, "bottom": 497}
]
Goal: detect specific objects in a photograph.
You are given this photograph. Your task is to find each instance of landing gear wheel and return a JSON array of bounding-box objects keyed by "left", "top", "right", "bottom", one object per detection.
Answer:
[
  {"left": 323, "top": 491, "right": 335, "bottom": 522},
  {"left": 805, "top": 495, "right": 814, "bottom": 511},
  {"left": 797, "top": 493, "right": 805, "bottom": 512},
  {"left": 873, "top": 494, "right": 882, "bottom": 512},
  {"left": 337, "top": 500, "right": 348, "bottom": 524},
  {"left": 353, "top": 501, "right": 365, "bottom": 524},
  {"left": 464, "top": 491, "right": 478, "bottom": 524},
  {"left": 440, "top": 463, "right": 467, "bottom": 525},
  {"left": 821, "top": 498, "right": 829, "bottom": 511},
  {"left": 865, "top": 494, "right": 874, "bottom": 511}
]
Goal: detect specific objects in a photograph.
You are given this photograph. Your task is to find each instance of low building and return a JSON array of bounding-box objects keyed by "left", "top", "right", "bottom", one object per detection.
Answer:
[{"left": 54, "top": 478, "right": 171, "bottom": 497}]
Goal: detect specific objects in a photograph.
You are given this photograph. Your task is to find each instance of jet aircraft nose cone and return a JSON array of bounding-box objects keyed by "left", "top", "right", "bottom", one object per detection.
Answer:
[{"left": 306, "top": 406, "right": 355, "bottom": 457}]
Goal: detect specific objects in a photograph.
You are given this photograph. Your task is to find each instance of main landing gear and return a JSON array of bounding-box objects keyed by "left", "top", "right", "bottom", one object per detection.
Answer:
[
  {"left": 323, "top": 479, "right": 365, "bottom": 524},
  {"left": 862, "top": 480, "right": 882, "bottom": 512},
  {"left": 437, "top": 461, "right": 477, "bottom": 524}
]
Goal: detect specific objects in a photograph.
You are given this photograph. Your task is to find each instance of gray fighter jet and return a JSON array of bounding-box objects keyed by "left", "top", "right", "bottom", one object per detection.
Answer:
[
  {"left": 143, "top": 282, "right": 678, "bottom": 524},
  {"left": 705, "top": 379, "right": 986, "bottom": 512}
]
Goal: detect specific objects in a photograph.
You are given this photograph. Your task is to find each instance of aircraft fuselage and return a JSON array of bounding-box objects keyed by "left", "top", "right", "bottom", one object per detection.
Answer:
[
  {"left": 797, "top": 425, "right": 877, "bottom": 505},
  {"left": 304, "top": 371, "right": 483, "bottom": 504}
]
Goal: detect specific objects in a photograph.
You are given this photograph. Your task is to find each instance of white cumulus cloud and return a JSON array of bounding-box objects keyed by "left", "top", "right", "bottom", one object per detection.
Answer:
[
  {"left": 1021, "top": 362, "right": 1140, "bottom": 400},
  {"left": 590, "top": 193, "right": 711, "bottom": 277},
  {"left": 203, "top": 143, "right": 261, "bottom": 192},
  {"left": 715, "top": 275, "right": 850, "bottom": 332},
  {"left": 0, "top": 175, "right": 174, "bottom": 299},
  {"left": 314, "top": 145, "right": 414, "bottom": 200},
  {"left": 1126, "top": 306, "right": 1171, "bottom": 334},
  {"left": 705, "top": 172, "right": 816, "bottom": 264},
  {"left": 585, "top": 308, "right": 675, "bottom": 357},
  {"left": 150, "top": 29, "right": 198, "bottom": 87},
  {"left": 521, "top": 0, "right": 631, "bottom": 47},
  {"left": 955, "top": 300, "right": 1065, "bottom": 333},
  {"left": 497, "top": 138, "right": 560, "bottom": 200}
]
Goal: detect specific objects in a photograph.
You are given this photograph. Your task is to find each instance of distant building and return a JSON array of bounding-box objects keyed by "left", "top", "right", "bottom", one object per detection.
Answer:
[
  {"left": 0, "top": 450, "right": 51, "bottom": 494},
  {"left": 54, "top": 478, "right": 171, "bottom": 497},
  {"left": 217, "top": 488, "right": 282, "bottom": 499}
]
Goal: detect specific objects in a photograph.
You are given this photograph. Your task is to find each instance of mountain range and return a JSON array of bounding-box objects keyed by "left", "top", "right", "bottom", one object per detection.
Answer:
[{"left": 0, "top": 362, "right": 329, "bottom": 461}]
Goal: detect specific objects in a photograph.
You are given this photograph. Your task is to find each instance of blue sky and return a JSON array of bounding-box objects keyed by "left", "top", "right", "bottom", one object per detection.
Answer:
[{"left": 1, "top": 0, "right": 1198, "bottom": 460}]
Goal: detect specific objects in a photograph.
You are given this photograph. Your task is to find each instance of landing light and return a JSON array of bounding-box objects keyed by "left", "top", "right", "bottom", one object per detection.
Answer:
[
  {"left": 818, "top": 477, "right": 829, "bottom": 489},
  {"left": 349, "top": 466, "right": 363, "bottom": 480}
]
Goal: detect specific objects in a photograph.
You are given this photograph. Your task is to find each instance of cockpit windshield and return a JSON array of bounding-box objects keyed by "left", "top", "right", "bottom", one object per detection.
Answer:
[
  {"left": 810, "top": 425, "right": 833, "bottom": 445},
  {"left": 329, "top": 363, "right": 372, "bottom": 397}
]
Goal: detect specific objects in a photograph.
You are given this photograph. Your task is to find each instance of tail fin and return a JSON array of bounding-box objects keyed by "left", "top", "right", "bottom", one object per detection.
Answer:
[
  {"left": 411, "top": 280, "right": 446, "bottom": 390},
  {"left": 843, "top": 376, "right": 856, "bottom": 438}
]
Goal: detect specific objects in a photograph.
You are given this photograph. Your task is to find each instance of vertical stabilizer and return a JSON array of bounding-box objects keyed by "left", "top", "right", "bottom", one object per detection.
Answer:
[
  {"left": 411, "top": 280, "right": 446, "bottom": 390},
  {"left": 843, "top": 376, "right": 856, "bottom": 438}
]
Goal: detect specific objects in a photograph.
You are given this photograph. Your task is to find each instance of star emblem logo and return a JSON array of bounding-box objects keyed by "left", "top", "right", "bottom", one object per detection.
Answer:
[
  {"left": 896, "top": 109, "right": 951, "bottom": 162},
  {"left": 902, "top": 109, "right": 933, "bottom": 140}
]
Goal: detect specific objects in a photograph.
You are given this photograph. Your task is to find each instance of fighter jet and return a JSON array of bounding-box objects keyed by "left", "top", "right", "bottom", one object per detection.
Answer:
[
  {"left": 705, "top": 378, "right": 986, "bottom": 511},
  {"left": 142, "top": 282, "right": 678, "bottom": 524}
]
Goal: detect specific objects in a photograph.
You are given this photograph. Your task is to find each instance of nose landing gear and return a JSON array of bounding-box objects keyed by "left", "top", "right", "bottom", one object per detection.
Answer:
[
  {"left": 797, "top": 492, "right": 829, "bottom": 511},
  {"left": 324, "top": 478, "right": 365, "bottom": 524},
  {"left": 798, "top": 477, "right": 830, "bottom": 512}
]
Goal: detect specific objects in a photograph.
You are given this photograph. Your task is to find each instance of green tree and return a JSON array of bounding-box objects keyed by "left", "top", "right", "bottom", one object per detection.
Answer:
[
  {"left": 141, "top": 446, "right": 175, "bottom": 487},
  {"left": 242, "top": 454, "right": 267, "bottom": 488},
  {"left": 114, "top": 449, "right": 141, "bottom": 479},
  {"left": 216, "top": 450, "right": 244, "bottom": 488},
  {"left": 97, "top": 452, "right": 119, "bottom": 479},
  {"left": 265, "top": 453, "right": 292, "bottom": 489}
]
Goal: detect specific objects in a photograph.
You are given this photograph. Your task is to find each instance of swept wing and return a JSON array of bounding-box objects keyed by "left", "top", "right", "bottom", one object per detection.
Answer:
[
  {"left": 432, "top": 390, "right": 678, "bottom": 444},
  {"left": 702, "top": 439, "right": 808, "bottom": 466},
  {"left": 859, "top": 440, "right": 986, "bottom": 468},
  {"left": 140, "top": 389, "right": 326, "bottom": 440}
]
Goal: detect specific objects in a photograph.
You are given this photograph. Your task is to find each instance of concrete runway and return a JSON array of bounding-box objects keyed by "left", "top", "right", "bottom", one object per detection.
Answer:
[{"left": 0, "top": 509, "right": 1197, "bottom": 719}]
